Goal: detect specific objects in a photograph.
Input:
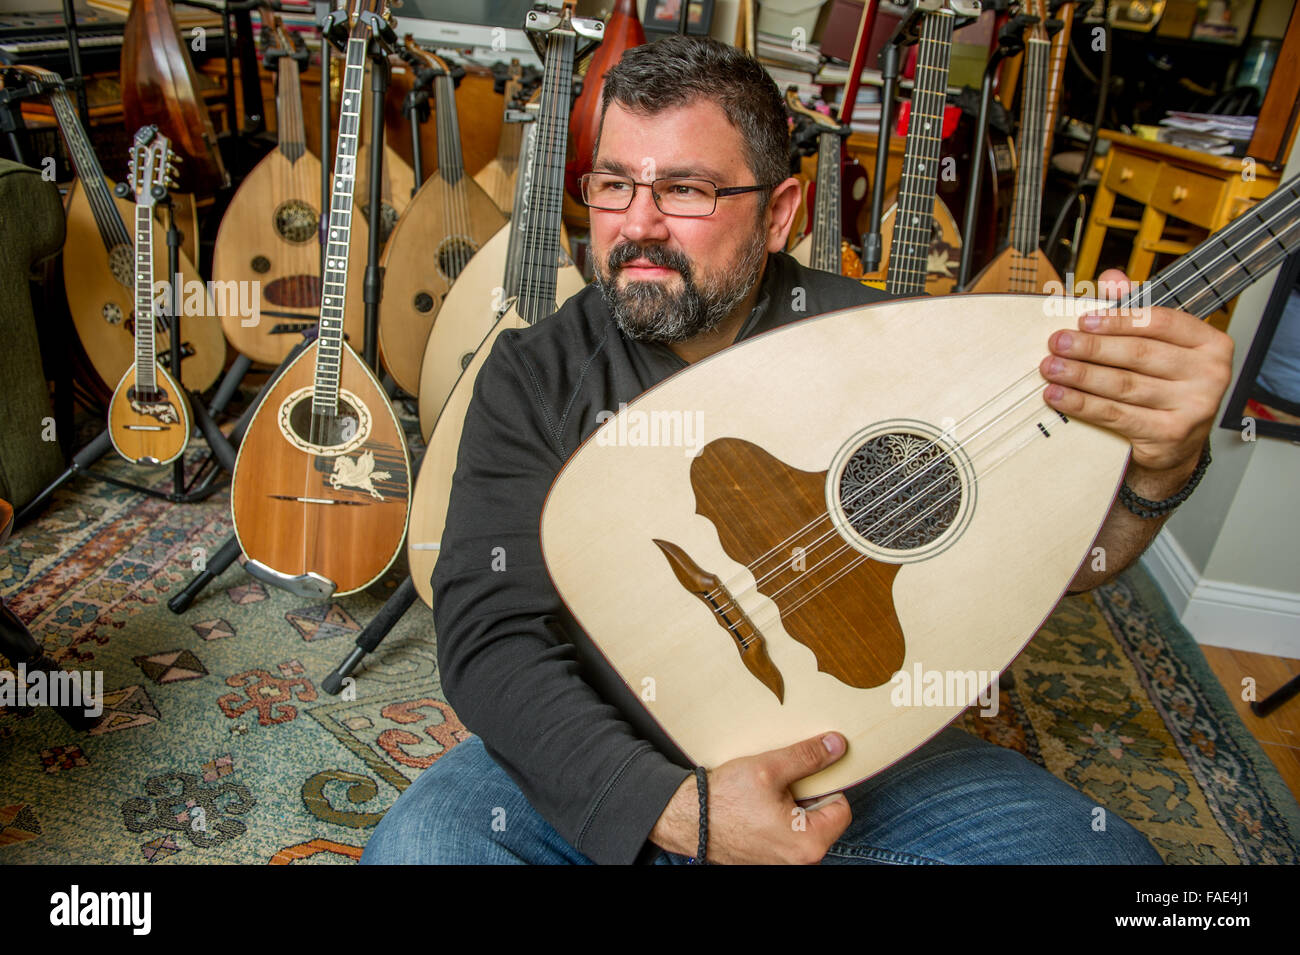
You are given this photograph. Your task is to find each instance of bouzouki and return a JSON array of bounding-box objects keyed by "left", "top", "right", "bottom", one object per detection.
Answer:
[
  {"left": 229, "top": 0, "right": 411, "bottom": 599},
  {"left": 7, "top": 65, "right": 225, "bottom": 393},
  {"left": 407, "top": 0, "right": 602, "bottom": 608},
  {"left": 966, "top": 0, "right": 1062, "bottom": 293},
  {"left": 864, "top": 3, "right": 972, "bottom": 295},
  {"left": 212, "top": 9, "right": 340, "bottom": 366},
  {"left": 377, "top": 35, "right": 507, "bottom": 398},
  {"left": 107, "top": 127, "right": 191, "bottom": 467},
  {"left": 540, "top": 175, "right": 1300, "bottom": 797}
]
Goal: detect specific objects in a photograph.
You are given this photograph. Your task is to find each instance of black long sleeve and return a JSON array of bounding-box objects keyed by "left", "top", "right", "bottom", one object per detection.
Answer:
[{"left": 431, "top": 253, "right": 892, "bottom": 864}]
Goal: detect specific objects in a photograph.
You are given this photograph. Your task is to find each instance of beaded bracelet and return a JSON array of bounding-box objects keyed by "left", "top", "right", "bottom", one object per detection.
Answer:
[
  {"left": 691, "top": 766, "right": 708, "bottom": 864},
  {"left": 1118, "top": 441, "right": 1212, "bottom": 519}
]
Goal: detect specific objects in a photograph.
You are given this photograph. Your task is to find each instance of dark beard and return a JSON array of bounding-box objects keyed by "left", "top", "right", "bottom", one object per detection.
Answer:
[{"left": 593, "top": 233, "right": 767, "bottom": 344}]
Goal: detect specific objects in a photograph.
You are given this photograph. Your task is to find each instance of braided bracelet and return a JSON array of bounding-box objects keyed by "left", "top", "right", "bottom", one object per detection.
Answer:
[
  {"left": 1118, "top": 442, "right": 1212, "bottom": 519},
  {"left": 691, "top": 766, "right": 708, "bottom": 864}
]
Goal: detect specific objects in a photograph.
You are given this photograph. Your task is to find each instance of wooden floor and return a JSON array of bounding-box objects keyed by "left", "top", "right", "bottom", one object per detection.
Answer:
[{"left": 1201, "top": 646, "right": 1300, "bottom": 804}]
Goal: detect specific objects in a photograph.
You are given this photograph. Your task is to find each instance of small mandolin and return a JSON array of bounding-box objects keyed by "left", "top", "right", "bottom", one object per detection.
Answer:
[
  {"left": 107, "top": 127, "right": 192, "bottom": 467},
  {"left": 229, "top": 0, "right": 411, "bottom": 599}
]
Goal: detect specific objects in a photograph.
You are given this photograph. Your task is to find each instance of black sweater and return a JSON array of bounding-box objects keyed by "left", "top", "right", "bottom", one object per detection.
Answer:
[{"left": 431, "top": 251, "right": 893, "bottom": 864}]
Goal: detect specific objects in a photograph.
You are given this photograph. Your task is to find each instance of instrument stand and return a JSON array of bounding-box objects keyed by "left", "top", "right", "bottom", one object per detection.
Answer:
[
  {"left": 861, "top": 29, "right": 905, "bottom": 273},
  {"left": 401, "top": 64, "right": 434, "bottom": 189},
  {"left": 15, "top": 195, "right": 238, "bottom": 525},
  {"left": 955, "top": 7, "right": 1035, "bottom": 290},
  {"left": 0, "top": 73, "right": 48, "bottom": 165},
  {"left": 58, "top": 0, "right": 90, "bottom": 131}
]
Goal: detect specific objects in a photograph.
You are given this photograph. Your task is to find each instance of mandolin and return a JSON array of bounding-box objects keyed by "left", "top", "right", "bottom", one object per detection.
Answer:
[
  {"left": 212, "top": 9, "right": 341, "bottom": 366},
  {"left": 376, "top": 36, "right": 507, "bottom": 398},
  {"left": 540, "top": 175, "right": 1300, "bottom": 798},
  {"left": 107, "top": 127, "right": 192, "bottom": 467},
  {"left": 229, "top": 0, "right": 411, "bottom": 599},
  {"left": 407, "top": 0, "right": 602, "bottom": 608},
  {"left": 787, "top": 90, "right": 867, "bottom": 278},
  {"left": 966, "top": 0, "right": 1061, "bottom": 293},
  {"left": 862, "top": 5, "right": 971, "bottom": 295},
  {"left": 8, "top": 65, "right": 225, "bottom": 393}
]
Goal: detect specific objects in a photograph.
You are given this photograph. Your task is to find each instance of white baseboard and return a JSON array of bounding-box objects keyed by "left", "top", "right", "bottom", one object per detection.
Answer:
[{"left": 1141, "top": 532, "right": 1300, "bottom": 658}]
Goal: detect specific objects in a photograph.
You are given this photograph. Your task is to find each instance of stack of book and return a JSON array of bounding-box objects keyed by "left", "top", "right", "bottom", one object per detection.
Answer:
[
  {"left": 1158, "top": 111, "right": 1256, "bottom": 157},
  {"left": 757, "top": 29, "right": 821, "bottom": 101}
]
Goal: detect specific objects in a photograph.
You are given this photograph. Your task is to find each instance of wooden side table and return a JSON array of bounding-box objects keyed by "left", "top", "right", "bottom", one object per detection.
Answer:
[{"left": 1075, "top": 131, "right": 1279, "bottom": 325}]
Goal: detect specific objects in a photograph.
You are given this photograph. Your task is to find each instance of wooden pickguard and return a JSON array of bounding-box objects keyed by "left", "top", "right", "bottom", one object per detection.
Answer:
[{"left": 686, "top": 438, "right": 905, "bottom": 690}]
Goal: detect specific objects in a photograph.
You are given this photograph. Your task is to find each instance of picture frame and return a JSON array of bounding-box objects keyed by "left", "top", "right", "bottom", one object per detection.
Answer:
[
  {"left": 642, "top": 0, "right": 715, "bottom": 37},
  {"left": 1219, "top": 249, "right": 1300, "bottom": 445}
]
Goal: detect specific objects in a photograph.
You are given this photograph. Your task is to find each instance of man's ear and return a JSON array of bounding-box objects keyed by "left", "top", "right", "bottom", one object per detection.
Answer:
[{"left": 765, "top": 176, "right": 803, "bottom": 253}]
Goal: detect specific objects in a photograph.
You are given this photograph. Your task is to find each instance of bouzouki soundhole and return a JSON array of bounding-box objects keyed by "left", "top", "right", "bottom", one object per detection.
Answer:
[
  {"left": 273, "top": 199, "right": 319, "bottom": 244},
  {"left": 827, "top": 421, "right": 975, "bottom": 564},
  {"left": 277, "top": 386, "right": 372, "bottom": 455}
]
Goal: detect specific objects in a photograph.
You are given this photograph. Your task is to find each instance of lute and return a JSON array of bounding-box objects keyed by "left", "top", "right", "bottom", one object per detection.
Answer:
[
  {"left": 407, "top": 0, "right": 602, "bottom": 609},
  {"left": 540, "top": 175, "right": 1300, "bottom": 797},
  {"left": 376, "top": 35, "right": 507, "bottom": 398},
  {"left": 229, "top": 0, "right": 411, "bottom": 599},
  {"left": 7, "top": 65, "right": 224, "bottom": 392},
  {"left": 212, "top": 9, "right": 341, "bottom": 366},
  {"left": 966, "top": 0, "right": 1061, "bottom": 293},
  {"left": 107, "top": 126, "right": 192, "bottom": 467}
]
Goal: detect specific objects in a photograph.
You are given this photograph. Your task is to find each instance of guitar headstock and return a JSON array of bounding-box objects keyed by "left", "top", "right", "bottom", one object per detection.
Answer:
[
  {"left": 128, "top": 125, "right": 178, "bottom": 210},
  {"left": 785, "top": 88, "right": 844, "bottom": 133}
]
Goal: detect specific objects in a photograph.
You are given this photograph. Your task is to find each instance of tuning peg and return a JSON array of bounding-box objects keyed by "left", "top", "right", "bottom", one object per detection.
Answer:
[{"left": 172, "top": 154, "right": 184, "bottom": 165}]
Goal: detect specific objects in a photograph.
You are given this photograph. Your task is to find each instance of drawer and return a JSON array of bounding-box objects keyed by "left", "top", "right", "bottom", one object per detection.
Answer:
[
  {"left": 1104, "top": 150, "right": 1160, "bottom": 202},
  {"left": 1149, "top": 164, "right": 1228, "bottom": 230}
]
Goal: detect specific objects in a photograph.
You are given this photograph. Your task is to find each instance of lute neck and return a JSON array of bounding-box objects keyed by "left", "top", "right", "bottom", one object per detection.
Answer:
[
  {"left": 277, "top": 54, "right": 308, "bottom": 162},
  {"left": 46, "top": 81, "right": 131, "bottom": 250},
  {"left": 1124, "top": 178, "right": 1300, "bottom": 318},
  {"left": 502, "top": 116, "right": 538, "bottom": 304},
  {"left": 1010, "top": 37, "right": 1050, "bottom": 257},
  {"left": 434, "top": 70, "right": 466, "bottom": 185},
  {"left": 811, "top": 130, "right": 842, "bottom": 274},
  {"left": 516, "top": 24, "right": 575, "bottom": 326},
  {"left": 886, "top": 10, "right": 955, "bottom": 296}
]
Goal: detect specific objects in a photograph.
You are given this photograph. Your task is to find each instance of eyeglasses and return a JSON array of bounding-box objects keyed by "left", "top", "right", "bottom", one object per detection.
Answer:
[{"left": 579, "top": 172, "right": 771, "bottom": 217}]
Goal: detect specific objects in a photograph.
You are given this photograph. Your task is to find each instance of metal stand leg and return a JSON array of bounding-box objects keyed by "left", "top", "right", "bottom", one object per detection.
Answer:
[{"left": 322, "top": 575, "right": 417, "bottom": 694}]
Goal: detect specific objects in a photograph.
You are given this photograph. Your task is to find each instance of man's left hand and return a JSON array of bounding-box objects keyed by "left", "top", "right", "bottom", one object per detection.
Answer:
[{"left": 1039, "top": 268, "right": 1234, "bottom": 476}]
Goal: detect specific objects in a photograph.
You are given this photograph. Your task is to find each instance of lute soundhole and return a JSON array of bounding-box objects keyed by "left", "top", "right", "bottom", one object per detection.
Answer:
[
  {"left": 109, "top": 244, "right": 133, "bottom": 287},
  {"left": 436, "top": 235, "right": 478, "bottom": 282},
  {"left": 359, "top": 202, "right": 399, "bottom": 245},
  {"left": 828, "top": 422, "right": 975, "bottom": 564},
  {"left": 273, "top": 199, "right": 319, "bottom": 243}
]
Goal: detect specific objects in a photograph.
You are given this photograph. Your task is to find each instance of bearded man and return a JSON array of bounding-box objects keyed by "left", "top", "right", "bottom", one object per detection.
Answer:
[{"left": 361, "top": 36, "right": 1229, "bottom": 865}]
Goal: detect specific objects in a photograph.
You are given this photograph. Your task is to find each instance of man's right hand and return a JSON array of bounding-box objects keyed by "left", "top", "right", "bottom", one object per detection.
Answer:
[{"left": 648, "top": 732, "right": 853, "bottom": 864}]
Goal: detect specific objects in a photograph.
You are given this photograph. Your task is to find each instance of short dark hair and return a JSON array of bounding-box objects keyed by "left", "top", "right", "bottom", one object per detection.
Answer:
[{"left": 595, "top": 35, "right": 789, "bottom": 196}]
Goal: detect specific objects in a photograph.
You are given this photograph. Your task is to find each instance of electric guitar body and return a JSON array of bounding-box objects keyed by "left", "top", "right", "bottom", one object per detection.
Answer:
[
  {"left": 414, "top": 221, "right": 584, "bottom": 440},
  {"left": 229, "top": 339, "right": 411, "bottom": 596},
  {"left": 212, "top": 145, "right": 336, "bottom": 364},
  {"left": 107, "top": 363, "right": 192, "bottom": 465},
  {"left": 541, "top": 292, "right": 1128, "bottom": 797},
  {"left": 64, "top": 176, "right": 225, "bottom": 391},
  {"left": 409, "top": 306, "right": 527, "bottom": 606}
]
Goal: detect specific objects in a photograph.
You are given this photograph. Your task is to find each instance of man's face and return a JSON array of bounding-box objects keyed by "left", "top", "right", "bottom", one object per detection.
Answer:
[{"left": 589, "top": 99, "right": 773, "bottom": 344}]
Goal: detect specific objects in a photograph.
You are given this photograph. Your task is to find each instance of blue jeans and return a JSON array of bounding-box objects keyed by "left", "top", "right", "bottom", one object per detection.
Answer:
[{"left": 360, "top": 730, "right": 1163, "bottom": 865}]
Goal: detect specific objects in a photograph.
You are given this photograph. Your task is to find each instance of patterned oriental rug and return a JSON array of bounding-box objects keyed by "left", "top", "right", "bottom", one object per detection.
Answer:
[{"left": 1, "top": 452, "right": 1298, "bottom": 864}]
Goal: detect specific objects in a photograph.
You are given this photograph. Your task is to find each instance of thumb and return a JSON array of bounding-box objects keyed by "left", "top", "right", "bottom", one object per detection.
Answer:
[
  {"left": 1096, "top": 268, "right": 1133, "bottom": 303},
  {"left": 763, "top": 732, "right": 847, "bottom": 790}
]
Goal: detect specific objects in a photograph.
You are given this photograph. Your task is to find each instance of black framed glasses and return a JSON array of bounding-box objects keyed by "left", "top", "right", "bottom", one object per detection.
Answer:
[{"left": 579, "top": 172, "right": 771, "bottom": 217}]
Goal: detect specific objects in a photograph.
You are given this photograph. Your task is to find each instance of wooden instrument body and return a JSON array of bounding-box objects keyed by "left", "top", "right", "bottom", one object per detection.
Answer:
[
  {"left": 229, "top": 340, "right": 411, "bottom": 596},
  {"left": 540, "top": 294, "right": 1130, "bottom": 796},
  {"left": 377, "top": 172, "right": 507, "bottom": 396},
  {"left": 862, "top": 192, "right": 964, "bottom": 294},
  {"left": 475, "top": 152, "right": 519, "bottom": 216},
  {"left": 409, "top": 307, "right": 528, "bottom": 607},
  {"left": 121, "top": 0, "right": 228, "bottom": 195},
  {"left": 415, "top": 222, "right": 585, "bottom": 440},
  {"left": 107, "top": 363, "right": 192, "bottom": 465},
  {"left": 212, "top": 147, "right": 339, "bottom": 364},
  {"left": 64, "top": 178, "right": 225, "bottom": 391},
  {"left": 965, "top": 246, "right": 1062, "bottom": 295}
]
